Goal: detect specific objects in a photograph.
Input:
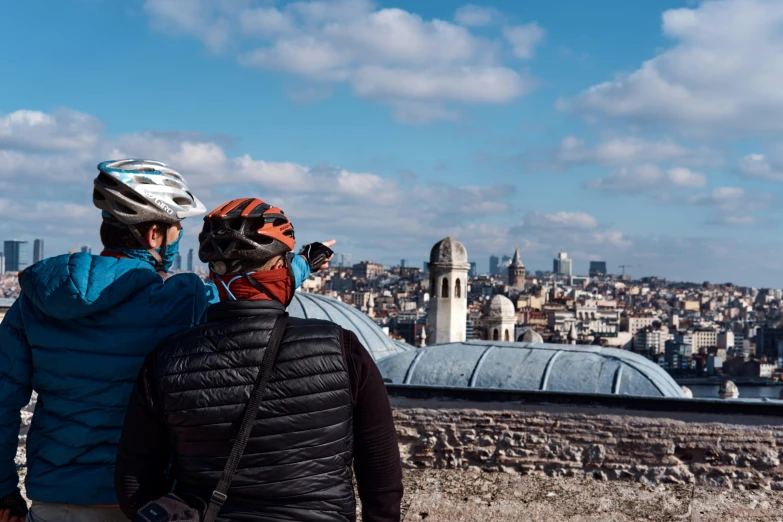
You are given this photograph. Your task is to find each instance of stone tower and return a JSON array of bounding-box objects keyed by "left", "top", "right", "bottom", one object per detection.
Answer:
[
  {"left": 508, "top": 245, "right": 525, "bottom": 287},
  {"left": 427, "top": 237, "right": 470, "bottom": 345},
  {"left": 486, "top": 294, "right": 516, "bottom": 342}
]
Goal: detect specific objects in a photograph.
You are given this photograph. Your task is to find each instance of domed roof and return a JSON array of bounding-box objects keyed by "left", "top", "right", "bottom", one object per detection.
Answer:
[
  {"left": 488, "top": 295, "right": 515, "bottom": 321},
  {"left": 429, "top": 237, "right": 468, "bottom": 266},
  {"left": 518, "top": 327, "right": 544, "bottom": 344},
  {"left": 377, "top": 341, "right": 685, "bottom": 398},
  {"left": 288, "top": 292, "right": 410, "bottom": 361}
]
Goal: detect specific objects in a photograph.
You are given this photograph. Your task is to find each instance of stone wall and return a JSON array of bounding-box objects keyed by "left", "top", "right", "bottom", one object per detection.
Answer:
[{"left": 391, "top": 398, "right": 783, "bottom": 490}]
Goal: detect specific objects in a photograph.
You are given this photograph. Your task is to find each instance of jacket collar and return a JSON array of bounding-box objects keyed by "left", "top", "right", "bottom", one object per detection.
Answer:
[{"left": 207, "top": 299, "right": 286, "bottom": 323}]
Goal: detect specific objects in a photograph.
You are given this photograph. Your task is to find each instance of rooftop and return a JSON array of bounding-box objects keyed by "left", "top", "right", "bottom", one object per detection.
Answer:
[
  {"left": 378, "top": 341, "right": 685, "bottom": 398},
  {"left": 288, "top": 291, "right": 410, "bottom": 361}
]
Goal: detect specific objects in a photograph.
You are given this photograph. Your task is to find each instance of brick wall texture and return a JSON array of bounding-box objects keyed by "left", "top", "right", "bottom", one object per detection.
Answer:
[{"left": 392, "top": 404, "right": 783, "bottom": 490}]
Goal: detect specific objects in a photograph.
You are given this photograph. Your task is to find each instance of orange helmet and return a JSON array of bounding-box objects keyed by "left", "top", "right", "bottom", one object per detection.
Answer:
[{"left": 198, "top": 198, "right": 295, "bottom": 274}]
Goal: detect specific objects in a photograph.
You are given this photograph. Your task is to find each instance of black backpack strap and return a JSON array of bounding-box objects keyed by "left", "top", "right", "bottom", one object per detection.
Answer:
[{"left": 203, "top": 313, "right": 289, "bottom": 522}]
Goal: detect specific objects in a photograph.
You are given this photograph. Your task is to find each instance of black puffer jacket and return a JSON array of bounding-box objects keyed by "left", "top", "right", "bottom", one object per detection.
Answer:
[
  {"left": 117, "top": 299, "right": 403, "bottom": 522},
  {"left": 137, "top": 300, "right": 356, "bottom": 521}
]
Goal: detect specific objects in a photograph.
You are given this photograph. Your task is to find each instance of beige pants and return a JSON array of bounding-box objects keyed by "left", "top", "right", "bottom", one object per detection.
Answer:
[{"left": 27, "top": 502, "right": 128, "bottom": 522}]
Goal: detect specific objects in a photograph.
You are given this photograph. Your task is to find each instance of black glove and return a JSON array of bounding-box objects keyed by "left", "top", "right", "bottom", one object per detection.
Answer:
[
  {"left": 0, "top": 488, "right": 28, "bottom": 517},
  {"left": 299, "top": 242, "right": 334, "bottom": 272}
]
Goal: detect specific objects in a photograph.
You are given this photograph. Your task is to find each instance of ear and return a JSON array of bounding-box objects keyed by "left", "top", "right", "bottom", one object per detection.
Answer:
[
  {"left": 143, "top": 224, "right": 160, "bottom": 248},
  {"left": 274, "top": 257, "right": 285, "bottom": 270}
]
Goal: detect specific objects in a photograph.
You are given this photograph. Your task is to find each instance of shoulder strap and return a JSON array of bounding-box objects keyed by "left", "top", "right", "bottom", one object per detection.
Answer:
[{"left": 203, "top": 313, "right": 289, "bottom": 522}]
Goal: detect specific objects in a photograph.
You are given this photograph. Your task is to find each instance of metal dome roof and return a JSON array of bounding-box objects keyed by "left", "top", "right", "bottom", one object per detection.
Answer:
[
  {"left": 377, "top": 341, "right": 685, "bottom": 398},
  {"left": 288, "top": 291, "right": 410, "bottom": 361}
]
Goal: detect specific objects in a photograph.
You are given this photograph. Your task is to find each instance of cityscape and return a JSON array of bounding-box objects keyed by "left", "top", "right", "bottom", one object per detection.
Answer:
[{"left": 4, "top": 235, "right": 782, "bottom": 398}]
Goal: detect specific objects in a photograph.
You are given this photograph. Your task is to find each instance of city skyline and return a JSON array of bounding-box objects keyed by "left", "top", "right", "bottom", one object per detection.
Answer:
[{"left": 2, "top": 1, "right": 783, "bottom": 286}]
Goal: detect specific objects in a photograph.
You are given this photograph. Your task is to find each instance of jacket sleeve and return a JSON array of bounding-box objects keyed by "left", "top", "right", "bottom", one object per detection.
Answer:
[
  {"left": 292, "top": 255, "right": 311, "bottom": 289},
  {"left": 115, "top": 353, "right": 170, "bottom": 519},
  {"left": 342, "top": 330, "right": 404, "bottom": 522},
  {"left": 0, "top": 301, "right": 33, "bottom": 497}
]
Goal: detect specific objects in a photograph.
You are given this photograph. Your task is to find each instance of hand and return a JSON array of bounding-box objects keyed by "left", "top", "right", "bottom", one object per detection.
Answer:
[
  {"left": 319, "top": 240, "right": 336, "bottom": 269},
  {"left": 299, "top": 240, "right": 336, "bottom": 272}
]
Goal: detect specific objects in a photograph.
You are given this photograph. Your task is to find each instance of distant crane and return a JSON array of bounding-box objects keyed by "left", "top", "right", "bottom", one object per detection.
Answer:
[{"left": 618, "top": 264, "right": 634, "bottom": 276}]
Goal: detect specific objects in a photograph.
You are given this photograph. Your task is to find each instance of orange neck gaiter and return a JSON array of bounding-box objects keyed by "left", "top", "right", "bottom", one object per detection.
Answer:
[{"left": 210, "top": 267, "right": 294, "bottom": 305}]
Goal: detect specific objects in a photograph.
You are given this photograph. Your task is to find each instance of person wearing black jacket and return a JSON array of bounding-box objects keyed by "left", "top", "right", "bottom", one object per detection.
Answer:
[{"left": 115, "top": 198, "right": 403, "bottom": 522}]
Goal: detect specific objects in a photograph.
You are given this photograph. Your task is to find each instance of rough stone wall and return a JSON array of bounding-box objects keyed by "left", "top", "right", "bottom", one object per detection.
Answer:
[{"left": 392, "top": 402, "right": 783, "bottom": 490}]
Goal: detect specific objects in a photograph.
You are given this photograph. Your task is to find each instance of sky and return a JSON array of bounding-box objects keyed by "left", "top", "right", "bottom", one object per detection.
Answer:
[{"left": 2, "top": 0, "right": 783, "bottom": 286}]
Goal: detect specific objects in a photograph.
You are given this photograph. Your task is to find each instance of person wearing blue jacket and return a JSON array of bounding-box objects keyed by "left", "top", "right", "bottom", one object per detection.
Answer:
[{"left": 0, "top": 160, "right": 327, "bottom": 522}]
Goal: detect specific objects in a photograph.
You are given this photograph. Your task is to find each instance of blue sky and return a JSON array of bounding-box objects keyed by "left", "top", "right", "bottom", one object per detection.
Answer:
[{"left": 2, "top": 0, "right": 783, "bottom": 286}]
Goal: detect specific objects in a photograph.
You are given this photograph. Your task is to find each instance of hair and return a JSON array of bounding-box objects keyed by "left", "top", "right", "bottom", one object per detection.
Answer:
[{"left": 100, "top": 221, "right": 168, "bottom": 250}]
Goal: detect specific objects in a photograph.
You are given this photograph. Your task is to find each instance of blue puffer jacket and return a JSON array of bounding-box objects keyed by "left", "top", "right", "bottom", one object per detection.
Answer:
[{"left": 0, "top": 252, "right": 310, "bottom": 505}]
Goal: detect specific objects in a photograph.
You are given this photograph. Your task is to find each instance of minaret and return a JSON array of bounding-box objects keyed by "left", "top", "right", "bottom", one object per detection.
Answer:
[
  {"left": 367, "top": 293, "right": 376, "bottom": 319},
  {"left": 427, "top": 237, "right": 470, "bottom": 345},
  {"left": 419, "top": 327, "right": 427, "bottom": 347},
  {"left": 508, "top": 245, "right": 525, "bottom": 287}
]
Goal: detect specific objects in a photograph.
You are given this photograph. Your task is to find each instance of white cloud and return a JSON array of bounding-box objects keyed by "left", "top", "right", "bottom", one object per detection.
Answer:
[
  {"left": 560, "top": 0, "right": 783, "bottom": 135},
  {"left": 144, "top": 0, "right": 540, "bottom": 122},
  {"left": 556, "top": 135, "right": 718, "bottom": 167},
  {"left": 738, "top": 152, "right": 783, "bottom": 181},
  {"left": 454, "top": 5, "right": 502, "bottom": 27},
  {"left": 143, "top": 0, "right": 247, "bottom": 52},
  {"left": 587, "top": 165, "right": 707, "bottom": 192},
  {"left": 503, "top": 23, "right": 545, "bottom": 59},
  {"left": 0, "top": 109, "right": 103, "bottom": 152},
  {"left": 524, "top": 211, "right": 599, "bottom": 230}
]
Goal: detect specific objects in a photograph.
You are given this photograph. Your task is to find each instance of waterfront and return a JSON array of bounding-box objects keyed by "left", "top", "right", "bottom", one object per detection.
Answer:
[{"left": 688, "top": 384, "right": 783, "bottom": 400}]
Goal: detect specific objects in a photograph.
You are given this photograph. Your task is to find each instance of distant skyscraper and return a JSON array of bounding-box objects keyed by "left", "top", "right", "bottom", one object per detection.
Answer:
[
  {"left": 508, "top": 245, "right": 526, "bottom": 287},
  {"left": 33, "top": 239, "right": 44, "bottom": 264},
  {"left": 340, "top": 253, "right": 352, "bottom": 268},
  {"left": 502, "top": 255, "right": 511, "bottom": 264},
  {"left": 469, "top": 262, "right": 477, "bottom": 278},
  {"left": 80, "top": 245, "right": 92, "bottom": 254},
  {"left": 489, "top": 255, "right": 499, "bottom": 275},
  {"left": 0, "top": 252, "right": 4, "bottom": 274},
  {"left": 187, "top": 249, "right": 194, "bottom": 272},
  {"left": 400, "top": 259, "right": 408, "bottom": 268},
  {"left": 3, "top": 240, "right": 29, "bottom": 272},
  {"left": 553, "top": 252, "right": 572, "bottom": 276},
  {"left": 174, "top": 253, "right": 182, "bottom": 271},
  {"left": 589, "top": 261, "right": 607, "bottom": 277}
]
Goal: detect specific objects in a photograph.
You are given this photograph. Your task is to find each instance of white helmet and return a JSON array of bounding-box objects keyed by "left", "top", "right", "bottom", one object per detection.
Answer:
[{"left": 93, "top": 159, "right": 206, "bottom": 225}]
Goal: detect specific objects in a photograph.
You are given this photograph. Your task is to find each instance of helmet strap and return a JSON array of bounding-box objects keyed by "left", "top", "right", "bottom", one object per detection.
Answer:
[{"left": 128, "top": 224, "right": 166, "bottom": 272}]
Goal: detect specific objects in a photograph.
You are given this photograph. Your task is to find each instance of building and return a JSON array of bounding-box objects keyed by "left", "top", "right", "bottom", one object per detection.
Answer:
[
  {"left": 3, "top": 240, "right": 29, "bottom": 272},
  {"left": 33, "top": 239, "right": 44, "bottom": 264},
  {"left": 756, "top": 327, "right": 783, "bottom": 362},
  {"left": 80, "top": 245, "right": 92, "bottom": 254},
  {"left": 622, "top": 314, "right": 657, "bottom": 336},
  {"left": 173, "top": 253, "right": 182, "bottom": 271},
  {"left": 352, "top": 261, "right": 385, "bottom": 279},
  {"left": 508, "top": 246, "right": 525, "bottom": 287},
  {"left": 379, "top": 342, "right": 685, "bottom": 398},
  {"left": 427, "top": 237, "right": 470, "bottom": 345},
  {"left": 469, "top": 262, "right": 477, "bottom": 278},
  {"left": 340, "top": 253, "right": 352, "bottom": 268},
  {"left": 489, "top": 255, "right": 499, "bottom": 276},
  {"left": 0, "top": 252, "right": 4, "bottom": 274},
  {"left": 589, "top": 261, "right": 607, "bottom": 277},
  {"left": 634, "top": 325, "right": 670, "bottom": 356},
  {"left": 187, "top": 248, "right": 194, "bottom": 272},
  {"left": 553, "top": 252, "right": 572, "bottom": 276},
  {"left": 691, "top": 329, "right": 719, "bottom": 354},
  {"left": 485, "top": 295, "right": 516, "bottom": 342}
]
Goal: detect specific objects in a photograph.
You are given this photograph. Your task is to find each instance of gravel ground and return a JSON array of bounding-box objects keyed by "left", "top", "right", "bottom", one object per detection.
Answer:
[{"left": 395, "top": 469, "right": 783, "bottom": 522}]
